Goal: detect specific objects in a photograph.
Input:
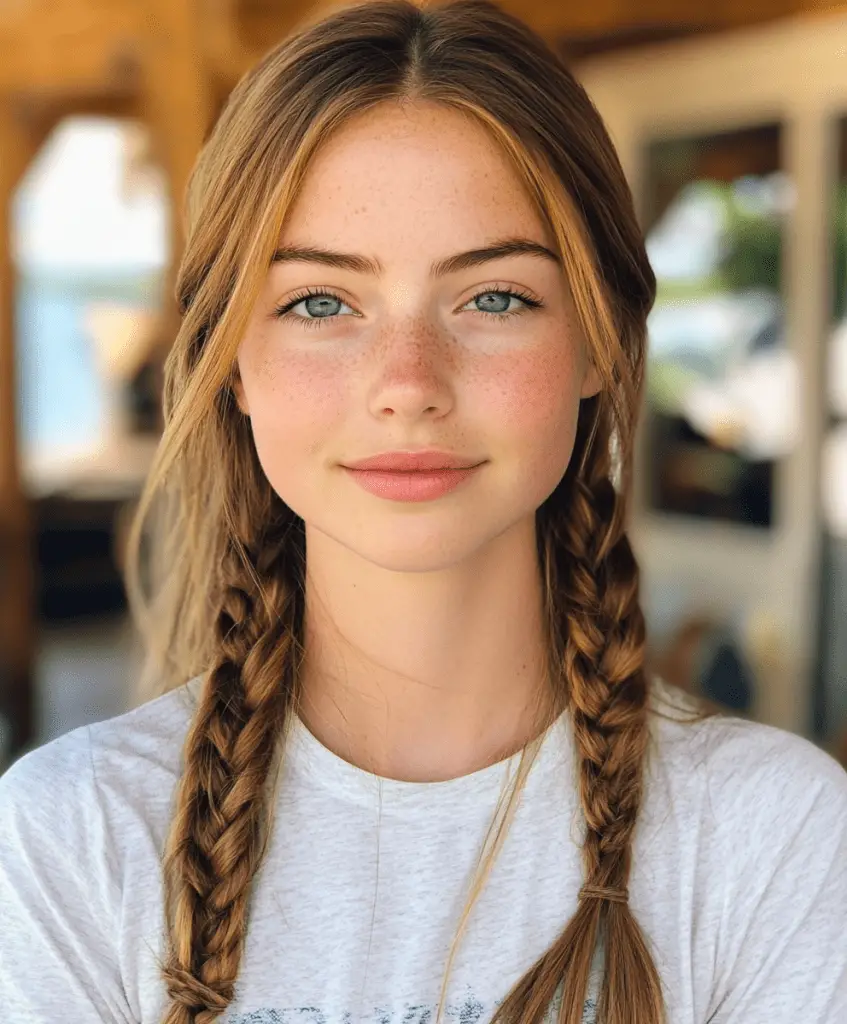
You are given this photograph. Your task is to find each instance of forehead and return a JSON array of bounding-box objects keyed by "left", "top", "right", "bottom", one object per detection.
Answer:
[{"left": 279, "top": 100, "right": 553, "bottom": 250}]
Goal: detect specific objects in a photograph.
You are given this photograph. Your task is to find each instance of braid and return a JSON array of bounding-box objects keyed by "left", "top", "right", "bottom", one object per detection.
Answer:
[
  {"left": 156, "top": 504, "right": 304, "bottom": 1024},
  {"left": 563, "top": 473, "right": 649, "bottom": 892},
  {"left": 555, "top": 411, "right": 663, "bottom": 1024},
  {"left": 493, "top": 402, "right": 663, "bottom": 1024}
]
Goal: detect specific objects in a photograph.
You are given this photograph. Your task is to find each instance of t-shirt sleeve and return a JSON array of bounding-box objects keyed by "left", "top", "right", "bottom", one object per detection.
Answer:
[
  {"left": 704, "top": 725, "right": 847, "bottom": 1023},
  {"left": 0, "top": 726, "right": 135, "bottom": 1023}
]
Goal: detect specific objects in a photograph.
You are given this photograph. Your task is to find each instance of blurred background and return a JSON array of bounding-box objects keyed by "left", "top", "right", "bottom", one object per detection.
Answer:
[{"left": 1, "top": 0, "right": 847, "bottom": 772}]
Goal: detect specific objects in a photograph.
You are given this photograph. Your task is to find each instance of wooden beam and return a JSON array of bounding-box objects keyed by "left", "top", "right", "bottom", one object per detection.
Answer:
[
  {"left": 198, "top": 0, "right": 255, "bottom": 85},
  {"left": 0, "top": 0, "right": 142, "bottom": 95},
  {"left": 0, "top": 99, "right": 39, "bottom": 759},
  {"left": 140, "top": 0, "right": 216, "bottom": 345}
]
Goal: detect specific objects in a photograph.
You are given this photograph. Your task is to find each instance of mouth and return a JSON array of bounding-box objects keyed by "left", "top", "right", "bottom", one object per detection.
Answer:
[{"left": 341, "top": 462, "right": 484, "bottom": 502}]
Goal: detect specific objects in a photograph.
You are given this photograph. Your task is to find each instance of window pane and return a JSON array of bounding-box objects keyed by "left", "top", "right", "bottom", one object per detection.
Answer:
[{"left": 642, "top": 124, "right": 797, "bottom": 527}]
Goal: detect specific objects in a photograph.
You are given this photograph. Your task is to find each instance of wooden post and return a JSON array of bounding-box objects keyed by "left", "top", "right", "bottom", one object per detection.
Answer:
[
  {"left": 141, "top": 0, "right": 215, "bottom": 343},
  {"left": 0, "top": 99, "right": 38, "bottom": 760}
]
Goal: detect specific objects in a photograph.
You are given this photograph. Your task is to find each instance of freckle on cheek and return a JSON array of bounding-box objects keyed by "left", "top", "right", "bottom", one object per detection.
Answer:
[
  {"left": 274, "top": 355, "right": 349, "bottom": 412},
  {"left": 259, "top": 357, "right": 277, "bottom": 383},
  {"left": 534, "top": 360, "right": 573, "bottom": 407},
  {"left": 485, "top": 350, "right": 573, "bottom": 420}
]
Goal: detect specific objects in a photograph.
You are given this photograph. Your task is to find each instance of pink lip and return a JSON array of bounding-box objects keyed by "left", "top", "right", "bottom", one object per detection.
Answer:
[
  {"left": 343, "top": 450, "right": 483, "bottom": 472},
  {"left": 343, "top": 464, "right": 483, "bottom": 502}
]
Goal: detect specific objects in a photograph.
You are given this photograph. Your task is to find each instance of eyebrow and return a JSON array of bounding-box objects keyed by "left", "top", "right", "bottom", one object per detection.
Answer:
[{"left": 270, "top": 237, "right": 562, "bottom": 276}]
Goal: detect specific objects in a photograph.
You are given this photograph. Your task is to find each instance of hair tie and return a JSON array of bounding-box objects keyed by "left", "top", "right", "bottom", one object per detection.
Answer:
[{"left": 578, "top": 884, "right": 629, "bottom": 905}]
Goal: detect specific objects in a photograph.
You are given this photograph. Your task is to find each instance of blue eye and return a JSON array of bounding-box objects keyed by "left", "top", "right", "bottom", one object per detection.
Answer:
[
  {"left": 464, "top": 289, "right": 541, "bottom": 317},
  {"left": 472, "top": 292, "right": 515, "bottom": 314},
  {"left": 274, "top": 289, "right": 357, "bottom": 329}
]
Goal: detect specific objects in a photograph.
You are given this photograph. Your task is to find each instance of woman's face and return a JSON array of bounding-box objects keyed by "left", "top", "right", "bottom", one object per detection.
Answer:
[{"left": 234, "top": 99, "right": 600, "bottom": 572}]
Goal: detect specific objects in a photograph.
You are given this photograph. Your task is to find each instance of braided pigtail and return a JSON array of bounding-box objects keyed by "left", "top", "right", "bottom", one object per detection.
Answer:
[
  {"left": 154, "top": 490, "right": 305, "bottom": 1024},
  {"left": 491, "top": 397, "right": 663, "bottom": 1024},
  {"left": 559, "top": 450, "right": 663, "bottom": 1024}
]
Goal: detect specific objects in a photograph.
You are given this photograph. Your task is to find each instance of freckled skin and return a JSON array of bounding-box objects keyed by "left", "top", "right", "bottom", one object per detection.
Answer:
[
  {"left": 231, "top": 98, "right": 605, "bottom": 779},
  {"left": 234, "top": 99, "right": 600, "bottom": 574}
]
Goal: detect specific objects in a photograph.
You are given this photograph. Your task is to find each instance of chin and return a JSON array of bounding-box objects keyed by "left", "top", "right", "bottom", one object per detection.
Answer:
[
  {"left": 349, "top": 529, "right": 487, "bottom": 574},
  {"left": 315, "top": 515, "right": 511, "bottom": 575}
]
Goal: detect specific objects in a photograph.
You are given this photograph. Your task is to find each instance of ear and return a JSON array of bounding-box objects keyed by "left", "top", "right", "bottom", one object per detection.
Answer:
[{"left": 580, "top": 360, "right": 602, "bottom": 400}]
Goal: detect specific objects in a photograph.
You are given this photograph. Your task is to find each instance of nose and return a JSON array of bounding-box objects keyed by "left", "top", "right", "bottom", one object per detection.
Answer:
[{"left": 366, "top": 320, "right": 457, "bottom": 421}]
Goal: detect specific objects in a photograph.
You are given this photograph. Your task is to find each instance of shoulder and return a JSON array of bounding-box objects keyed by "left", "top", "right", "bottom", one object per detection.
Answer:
[
  {"left": 84, "top": 673, "right": 201, "bottom": 786},
  {"left": 0, "top": 684, "right": 204, "bottom": 1020},
  {"left": 0, "top": 716, "right": 95, "bottom": 828},
  {"left": 645, "top": 675, "right": 847, "bottom": 844},
  {"left": 0, "top": 675, "right": 202, "bottom": 853}
]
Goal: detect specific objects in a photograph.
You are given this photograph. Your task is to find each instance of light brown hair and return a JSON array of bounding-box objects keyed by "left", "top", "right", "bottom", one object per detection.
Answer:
[{"left": 124, "top": 2, "right": 715, "bottom": 1022}]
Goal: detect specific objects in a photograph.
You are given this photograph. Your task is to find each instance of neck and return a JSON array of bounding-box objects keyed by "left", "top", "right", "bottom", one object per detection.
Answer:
[{"left": 296, "top": 514, "right": 559, "bottom": 783}]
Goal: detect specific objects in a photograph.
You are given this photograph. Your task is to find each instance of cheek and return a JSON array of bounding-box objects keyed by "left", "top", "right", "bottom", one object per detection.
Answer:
[
  {"left": 476, "top": 342, "right": 583, "bottom": 481},
  {"left": 241, "top": 350, "right": 348, "bottom": 486}
]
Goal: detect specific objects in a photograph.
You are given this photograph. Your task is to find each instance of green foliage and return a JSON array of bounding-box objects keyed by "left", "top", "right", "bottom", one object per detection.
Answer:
[
  {"left": 720, "top": 201, "right": 782, "bottom": 293},
  {"left": 651, "top": 177, "right": 847, "bottom": 317}
]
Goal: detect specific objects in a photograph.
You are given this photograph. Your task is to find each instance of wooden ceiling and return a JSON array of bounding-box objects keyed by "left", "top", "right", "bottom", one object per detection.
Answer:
[{"left": 1, "top": 0, "right": 845, "bottom": 102}]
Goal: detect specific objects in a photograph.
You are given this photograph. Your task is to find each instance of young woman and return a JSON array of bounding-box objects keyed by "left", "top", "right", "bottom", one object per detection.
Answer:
[{"left": 1, "top": 2, "right": 845, "bottom": 1023}]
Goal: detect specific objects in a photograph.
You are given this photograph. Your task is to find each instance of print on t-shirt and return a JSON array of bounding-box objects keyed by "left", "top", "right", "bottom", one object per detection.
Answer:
[{"left": 224, "top": 982, "right": 597, "bottom": 1023}]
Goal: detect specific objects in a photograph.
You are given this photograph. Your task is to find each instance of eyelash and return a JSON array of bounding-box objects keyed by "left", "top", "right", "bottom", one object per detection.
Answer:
[{"left": 272, "top": 284, "right": 543, "bottom": 331}]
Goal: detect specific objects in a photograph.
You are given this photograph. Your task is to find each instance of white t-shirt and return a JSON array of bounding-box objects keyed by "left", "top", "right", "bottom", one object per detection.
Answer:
[{"left": 0, "top": 674, "right": 845, "bottom": 1024}]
